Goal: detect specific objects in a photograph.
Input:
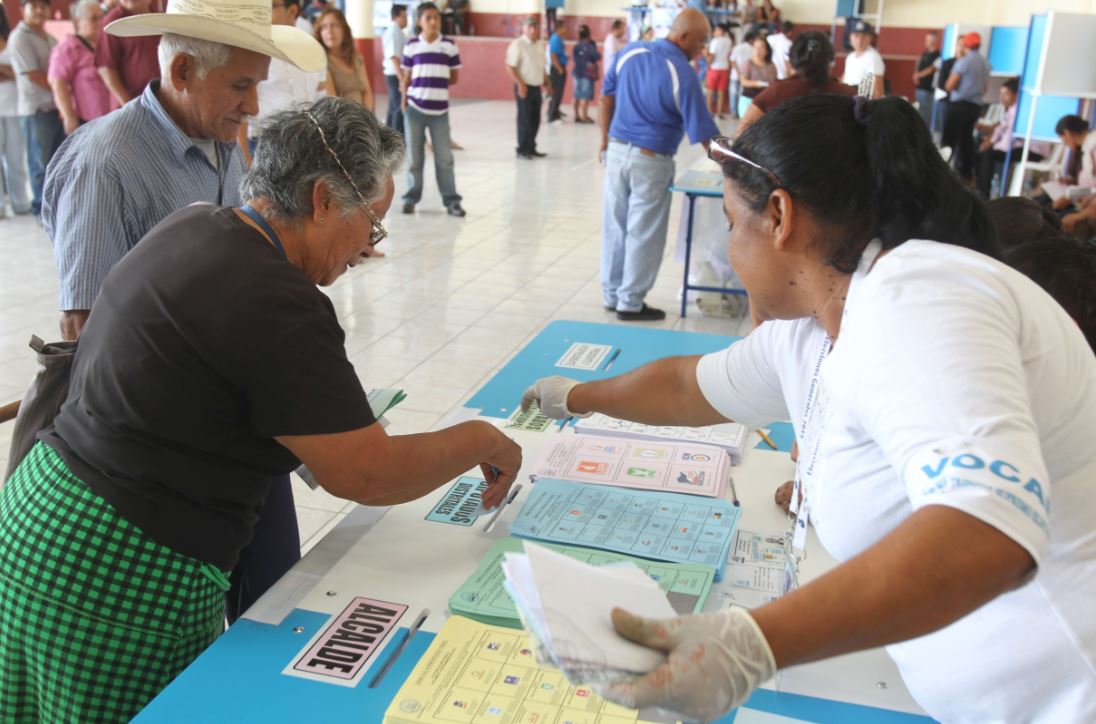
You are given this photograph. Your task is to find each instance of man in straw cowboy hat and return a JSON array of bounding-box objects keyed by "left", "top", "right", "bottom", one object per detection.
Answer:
[{"left": 38, "top": 0, "right": 324, "bottom": 631}]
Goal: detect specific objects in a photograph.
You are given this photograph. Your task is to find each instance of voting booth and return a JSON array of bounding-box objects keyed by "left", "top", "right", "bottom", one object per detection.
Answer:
[{"left": 1004, "top": 11, "right": 1093, "bottom": 196}]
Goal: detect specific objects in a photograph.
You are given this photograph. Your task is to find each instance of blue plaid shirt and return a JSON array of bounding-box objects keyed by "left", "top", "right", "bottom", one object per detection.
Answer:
[{"left": 43, "top": 82, "right": 245, "bottom": 311}]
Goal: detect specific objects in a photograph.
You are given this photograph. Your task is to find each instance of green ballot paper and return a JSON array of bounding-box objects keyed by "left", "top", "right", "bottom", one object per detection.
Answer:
[{"left": 450, "top": 537, "right": 715, "bottom": 628}]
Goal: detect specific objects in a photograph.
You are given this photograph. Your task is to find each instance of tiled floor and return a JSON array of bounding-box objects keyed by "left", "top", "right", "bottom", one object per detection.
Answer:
[{"left": 0, "top": 98, "right": 752, "bottom": 555}]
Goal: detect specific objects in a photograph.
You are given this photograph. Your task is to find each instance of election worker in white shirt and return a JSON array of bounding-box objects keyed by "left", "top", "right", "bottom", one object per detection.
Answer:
[{"left": 521, "top": 94, "right": 1096, "bottom": 723}]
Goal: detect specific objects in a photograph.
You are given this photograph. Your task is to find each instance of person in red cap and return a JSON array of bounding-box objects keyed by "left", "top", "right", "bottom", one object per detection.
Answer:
[{"left": 943, "top": 31, "right": 990, "bottom": 182}]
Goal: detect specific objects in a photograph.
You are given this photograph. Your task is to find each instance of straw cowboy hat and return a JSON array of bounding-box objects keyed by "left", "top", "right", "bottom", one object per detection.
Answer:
[{"left": 105, "top": 0, "right": 326, "bottom": 72}]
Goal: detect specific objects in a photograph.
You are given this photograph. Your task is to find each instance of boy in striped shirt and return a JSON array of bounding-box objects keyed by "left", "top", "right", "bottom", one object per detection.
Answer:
[{"left": 400, "top": 2, "right": 465, "bottom": 216}]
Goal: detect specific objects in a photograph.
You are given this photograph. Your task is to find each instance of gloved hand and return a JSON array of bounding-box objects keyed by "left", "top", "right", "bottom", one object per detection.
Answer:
[
  {"left": 520, "top": 376, "right": 592, "bottom": 420},
  {"left": 596, "top": 607, "right": 777, "bottom": 722}
]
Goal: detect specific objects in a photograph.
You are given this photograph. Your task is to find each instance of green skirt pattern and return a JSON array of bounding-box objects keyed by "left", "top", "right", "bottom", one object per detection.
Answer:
[{"left": 0, "top": 442, "right": 229, "bottom": 722}]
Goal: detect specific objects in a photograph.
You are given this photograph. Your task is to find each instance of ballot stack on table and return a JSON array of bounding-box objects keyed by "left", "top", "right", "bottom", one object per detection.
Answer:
[{"left": 384, "top": 411, "right": 757, "bottom": 724}]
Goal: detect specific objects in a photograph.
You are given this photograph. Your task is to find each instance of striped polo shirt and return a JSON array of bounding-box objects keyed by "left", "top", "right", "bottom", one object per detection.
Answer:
[
  {"left": 402, "top": 34, "right": 462, "bottom": 115},
  {"left": 42, "top": 82, "right": 244, "bottom": 311}
]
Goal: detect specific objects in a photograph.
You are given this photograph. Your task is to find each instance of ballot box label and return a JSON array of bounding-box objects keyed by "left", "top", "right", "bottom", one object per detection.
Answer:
[
  {"left": 425, "top": 476, "right": 488, "bottom": 526},
  {"left": 284, "top": 596, "right": 407, "bottom": 687},
  {"left": 554, "top": 342, "right": 613, "bottom": 370}
]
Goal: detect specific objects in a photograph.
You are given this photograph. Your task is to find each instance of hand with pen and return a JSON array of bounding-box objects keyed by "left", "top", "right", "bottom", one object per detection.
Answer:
[
  {"left": 520, "top": 376, "right": 593, "bottom": 420},
  {"left": 478, "top": 433, "right": 522, "bottom": 510}
]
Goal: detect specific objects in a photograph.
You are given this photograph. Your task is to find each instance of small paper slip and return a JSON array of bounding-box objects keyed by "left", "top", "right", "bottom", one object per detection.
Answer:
[
  {"left": 714, "top": 528, "right": 790, "bottom": 611},
  {"left": 531, "top": 434, "right": 731, "bottom": 498},
  {"left": 502, "top": 542, "right": 677, "bottom": 682},
  {"left": 574, "top": 413, "right": 749, "bottom": 464},
  {"left": 1043, "top": 181, "right": 1096, "bottom": 203},
  {"left": 368, "top": 388, "right": 408, "bottom": 417},
  {"left": 506, "top": 401, "right": 554, "bottom": 432},
  {"left": 509, "top": 478, "right": 740, "bottom": 580},
  {"left": 449, "top": 537, "right": 715, "bottom": 628},
  {"left": 383, "top": 615, "right": 671, "bottom": 724}
]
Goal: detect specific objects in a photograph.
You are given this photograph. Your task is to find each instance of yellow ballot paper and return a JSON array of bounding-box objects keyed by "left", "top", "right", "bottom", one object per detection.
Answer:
[{"left": 384, "top": 615, "right": 670, "bottom": 724}]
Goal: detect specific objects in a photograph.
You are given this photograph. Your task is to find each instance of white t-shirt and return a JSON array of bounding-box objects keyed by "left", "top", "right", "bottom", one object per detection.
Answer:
[
  {"left": 767, "top": 32, "right": 792, "bottom": 79},
  {"left": 382, "top": 22, "right": 406, "bottom": 76},
  {"left": 708, "top": 36, "right": 732, "bottom": 70},
  {"left": 842, "top": 45, "right": 885, "bottom": 85},
  {"left": 250, "top": 57, "right": 327, "bottom": 138},
  {"left": 604, "top": 33, "right": 623, "bottom": 76},
  {"left": 697, "top": 240, "right": 1096, "bottom": 723},
  {"left": 730, "top": 41, "right": 752, "bottom": 81}
]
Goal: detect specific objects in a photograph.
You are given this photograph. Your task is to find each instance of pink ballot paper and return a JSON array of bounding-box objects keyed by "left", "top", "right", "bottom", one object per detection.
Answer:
[{"left": 531, "top": 435, "right": 730, "bottom": 498}]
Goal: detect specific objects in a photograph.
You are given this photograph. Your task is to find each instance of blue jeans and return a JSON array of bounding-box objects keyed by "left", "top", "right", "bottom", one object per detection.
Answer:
[
  {"left": 384, "top": 74, "right": 403, "bottom": 133},
  {"left": 729, "top": 79, "right": 742, "bottom": 118},
  {"left": 915, "top": 89, "right": 935, "bottom": 130},
  {"left": 0, "top": 116, "right": 31, "bottom": 214},
  {"left": 20, "top": 110, "right": 65, "bottom": 215},
  {"left": 402, "top": 105, "right": 461, "bottom": 207},
  {"left": 601, "top": 140, "right": 675, "bottom": 312}
]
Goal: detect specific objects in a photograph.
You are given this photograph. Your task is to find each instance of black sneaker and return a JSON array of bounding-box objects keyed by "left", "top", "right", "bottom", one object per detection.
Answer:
[
  {"left": 531, "top": 150, "right": 547, "bottom": 157},
  {"left": 446, "top": 203, "right": 467, "bottom": 217},
  {"left": 616, "top": 304, "right": 666, "bottom": 322},
  {"left": 402, "top": 202, "right": 414, "bottom": 214}
]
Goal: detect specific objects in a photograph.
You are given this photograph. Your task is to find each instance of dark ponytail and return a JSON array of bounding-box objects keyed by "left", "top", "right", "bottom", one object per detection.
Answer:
[
  {"left": 723, "top": 94, "right": 999, "bottom": 273},
  {"left": 788, "top": 31, "right": 833, "bottom": 87}
]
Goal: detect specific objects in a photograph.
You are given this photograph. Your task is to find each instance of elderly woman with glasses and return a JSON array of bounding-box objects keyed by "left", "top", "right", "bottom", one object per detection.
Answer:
[
  {"left": 0, "top": 97, "right": 521, "bottom": 722},
  {"left": 522, "top": 95, "right": 1096, "bottom": 722}
]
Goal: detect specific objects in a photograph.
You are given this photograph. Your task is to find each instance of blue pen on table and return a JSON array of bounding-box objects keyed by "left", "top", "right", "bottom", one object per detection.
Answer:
[
  {"left": 367, "top": 608, "right": 430, "bottom": 688},
  {"left": 603, "top": 348, "right": 622, "bottom": 371},
  {"left": 557, "top": 415, "right": 574, "bottom": 432},
  {"left": 483, "top": 482, "right": 523, "bottom": 533}
]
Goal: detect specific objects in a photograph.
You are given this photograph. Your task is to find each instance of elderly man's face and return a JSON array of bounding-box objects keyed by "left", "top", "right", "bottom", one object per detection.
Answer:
[
  {"left": 75, "top": 4, "right": 104, "bottom": 38},
  {"left": 175, "top": 47, "right": 270, "bottom": 142},
  {"left": 523, "top": 21, "right": 539, "bottom": 40}
]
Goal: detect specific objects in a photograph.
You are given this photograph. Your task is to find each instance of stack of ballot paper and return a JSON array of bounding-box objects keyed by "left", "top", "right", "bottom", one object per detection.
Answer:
[
  {"left": 574, "top": 413, "right": 749, "bottom": 463},
  {"left": 501, "top": 541, "right": 677, "bottom": 685}
]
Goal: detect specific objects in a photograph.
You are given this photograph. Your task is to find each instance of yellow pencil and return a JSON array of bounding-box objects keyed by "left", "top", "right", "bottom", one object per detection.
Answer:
[{"left": 757, "top": 429, "right": 778, "bottom": 450}]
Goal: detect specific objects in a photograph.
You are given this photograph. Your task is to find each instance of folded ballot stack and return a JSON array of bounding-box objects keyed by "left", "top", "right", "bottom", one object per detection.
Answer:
[{"left": 501, "top": 541, "right": 677, "bottom": 685}]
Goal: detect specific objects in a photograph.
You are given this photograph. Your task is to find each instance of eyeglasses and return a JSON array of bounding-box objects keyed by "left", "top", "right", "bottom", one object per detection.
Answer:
[
  {"left": 708, "top": 135, "right": 783, "bottom": 188},
  {"left": 303, "top": 109, "right": 388, "bottom": 248}
]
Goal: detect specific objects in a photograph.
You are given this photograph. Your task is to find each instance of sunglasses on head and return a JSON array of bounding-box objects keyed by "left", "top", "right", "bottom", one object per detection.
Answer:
[{"left": 708, "top": 135, "right": 783, "bottom": 188}]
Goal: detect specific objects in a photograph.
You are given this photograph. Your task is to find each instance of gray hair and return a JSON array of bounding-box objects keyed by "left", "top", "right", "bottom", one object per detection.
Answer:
[
  {"left": 240, "top": 97, "right": 404, "bottom": 221},
  {"left": 157, "top": 33, "right": 233, "bottom": 80},
  {"left": 71, "top": 0, "right": 99, "bottom": 20}
]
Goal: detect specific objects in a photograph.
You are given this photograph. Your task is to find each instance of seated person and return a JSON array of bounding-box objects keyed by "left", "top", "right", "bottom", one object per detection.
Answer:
[
  {"left": 1033, "top": 114, "right": 1096, "bottom": 214},
  {"left": 974, "top": 78, "right": 1022, "bottom": 199}
]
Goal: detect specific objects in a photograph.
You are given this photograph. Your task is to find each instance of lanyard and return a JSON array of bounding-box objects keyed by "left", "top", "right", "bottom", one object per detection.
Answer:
[
  {"left": 240, "top": 203, "right": 287, "bottom": 259},
  {"left": 783, "top": 240, "right": 885, "bottom": 592}
]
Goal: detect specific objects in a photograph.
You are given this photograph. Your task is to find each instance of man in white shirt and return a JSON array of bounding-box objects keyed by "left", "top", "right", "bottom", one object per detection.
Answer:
[
  {"left": 237, "top": 0, "right": 327, "bottom": 164},
  {"left": 766, "top": 20, "right": 792, "bottom": 80},
  {"left": 382, "top": 4, "right": 408, "bottom": 132},
  {"left": 841, "top": 19, "right": 884, "bottom": 99},
  {"left": 602, "top": 18, "right": 626, "bottom": 81},
  {"left": 705, "top": 22, "right": 731, "bottom": 117},
  {"left": 505, "top": 14, "right": 550, "bottom": 159}
]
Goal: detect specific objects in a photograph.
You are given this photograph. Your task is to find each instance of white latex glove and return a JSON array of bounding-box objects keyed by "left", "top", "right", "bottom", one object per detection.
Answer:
[
  {"left": 519, "top": 376, "right": 592, "bottom": 420},
  {"left": 596, "top": 607, "right": 777, "bottom": 722}
]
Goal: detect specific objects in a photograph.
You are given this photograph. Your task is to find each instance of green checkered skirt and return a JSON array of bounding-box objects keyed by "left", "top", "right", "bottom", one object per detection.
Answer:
[{"left": 0, "top": 442, "right": 229, "bottom": 722}]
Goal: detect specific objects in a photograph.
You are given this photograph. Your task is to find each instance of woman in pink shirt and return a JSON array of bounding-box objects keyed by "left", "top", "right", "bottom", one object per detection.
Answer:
[{"left": 49, "top": 0, "right": 113, "bottom": 134}]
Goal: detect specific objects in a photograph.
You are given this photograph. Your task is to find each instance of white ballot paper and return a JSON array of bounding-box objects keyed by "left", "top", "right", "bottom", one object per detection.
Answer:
[{"left": 501, "top": 541, "right": 678, "bottom": 685}]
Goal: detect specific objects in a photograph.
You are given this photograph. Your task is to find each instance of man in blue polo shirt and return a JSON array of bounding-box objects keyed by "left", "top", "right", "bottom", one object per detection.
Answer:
[{"left": 598, "top": 8, "right": 718, "bottom": 321}]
